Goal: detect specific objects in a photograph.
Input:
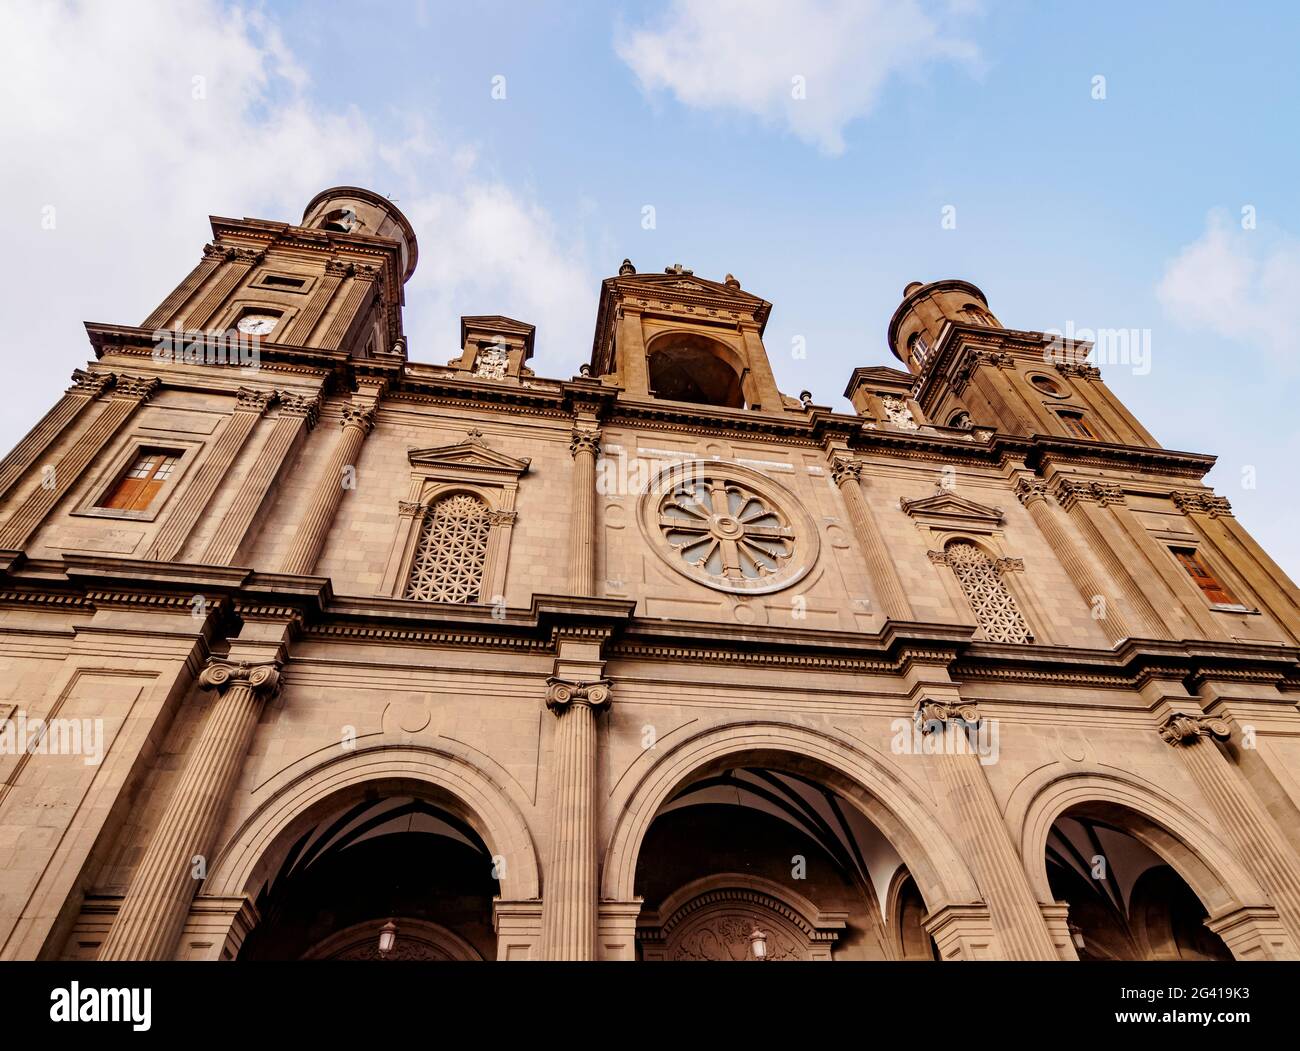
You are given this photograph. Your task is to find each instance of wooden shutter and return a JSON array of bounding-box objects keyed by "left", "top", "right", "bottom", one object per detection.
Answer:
[
  {"left": 1173, "top": 548, "right": 1238, "bottom": 606},
  {"left": 100, "top": 450, "right": 179, "bottom": 512}
]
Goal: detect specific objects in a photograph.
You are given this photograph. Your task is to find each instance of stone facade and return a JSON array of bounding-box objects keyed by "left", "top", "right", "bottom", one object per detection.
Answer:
[{"left": 0, "top": 188, "right": 1298, "bottom": 962}]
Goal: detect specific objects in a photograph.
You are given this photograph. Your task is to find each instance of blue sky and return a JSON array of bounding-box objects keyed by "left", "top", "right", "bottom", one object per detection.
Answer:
[{"left": 3, "top": 0, "right": 1299, "bottom": 576}]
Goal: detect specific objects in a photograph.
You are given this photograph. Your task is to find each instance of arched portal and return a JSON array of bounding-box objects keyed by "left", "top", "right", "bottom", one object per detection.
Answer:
[
  {"left": 1046, "top": 810, "right": 1231, "bottom": 960},
  {"left": 603, "top": 722, "right": 981, "bottom": 960},
  {"left": 238, "top": 794, "right": 499, "bottom": 960}
]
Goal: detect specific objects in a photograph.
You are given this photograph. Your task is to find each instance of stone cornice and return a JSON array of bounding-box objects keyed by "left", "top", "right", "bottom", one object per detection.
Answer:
[{"left": 5, "top": 556, "right": 1296, "bottom": 688}]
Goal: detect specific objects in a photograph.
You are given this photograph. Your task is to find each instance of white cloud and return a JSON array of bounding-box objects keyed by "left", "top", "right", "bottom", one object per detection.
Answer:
[
  {"left": 615, "top": 0, "right": 980, "bottom": 155},
  {"left": 1157, "top": 210, "right": 1300, "bottom": 364},
  {"left": 0, "top": 0, "right": 594, "bottom": 452}
]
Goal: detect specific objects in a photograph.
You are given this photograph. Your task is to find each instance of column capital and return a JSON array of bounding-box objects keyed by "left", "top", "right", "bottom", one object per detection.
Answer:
[
  {"left": 569, "top": 429, "right": 601, "bottom": 458},
  {"left": 830, "top": 455, "right": 861, "bottom": 486},
  {"left": 1014, "top": 476, "right": 1049, "bottom": 507},
  {"left": 68, "top": 368, "right": 115, "bottom": 398},
  {"left": 111, "top": 375, "right": 162, "bottom": 403},
  {"left": 545, "top": 676, "right": 612, "bottom": 715},
  {"left": 199, "top": 657, "right": 282, "bottom": 700},
  {"left": 277, "top": 390, "right": 322, "bottom": 428},
  {"left": 234, "top": 387, "right": 275, "bottom": 415},
  {"left": 1172, "top": 489, "right": 1234, "bottom": 518},
  {"left": 340, "top": 403, "right": 377, "bottom": 434},
  {"left": 1158, "top": 711, "right": 1231, "bottom": 746},
  {"left": 915, "top": 697, "right": 982, "bottom": 734}
]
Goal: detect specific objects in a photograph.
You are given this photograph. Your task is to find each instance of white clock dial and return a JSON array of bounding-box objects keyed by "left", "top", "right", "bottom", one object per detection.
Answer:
[{"left": 236, "top": 314, "right": 277, "bottom": 336}]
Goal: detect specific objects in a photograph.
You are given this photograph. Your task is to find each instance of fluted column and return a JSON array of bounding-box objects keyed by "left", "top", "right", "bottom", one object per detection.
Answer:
[
  {"left": 1159, "top": 712, "right": 1300, "bottom": 945},
  {"left": 917, "top": 700, "right": 1062, "bottom": 960},
  {"left": 0, "top": 376, "right": 160, "bottom": 551},
  {"left": 99, "top": 658, "right": 281, "bottom": 960},
  {"left": 203, "top": 391, "right": 320, "bottom": 565},
  {"left": 567, "top": 430, "right": 600, "bottom": 596},
  {"left": 278, "top": 402, "right": 375, "bottom": 575},
  {"left": 1054, "top": 479, "right": 1171, "bottom": 639},
  {"left": 0, "top": 369, "right": 115, "bottom": 502},
  {"left": 540, "top": 677, "right": 610, "bottom": 960},
  {"left": 1015, "top": 477, "right": 1131, "bottom": 643},
  {"left": 145, "top": 388, "right": 273, "bottom": 561},
  {"left": 831, "top": 456, "right": 912, "bottom": 620}
]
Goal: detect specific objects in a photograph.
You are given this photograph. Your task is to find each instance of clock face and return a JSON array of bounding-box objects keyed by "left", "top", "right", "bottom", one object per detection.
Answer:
[{"left": 236, "top": 314, "right": 278, "bottom": 336}]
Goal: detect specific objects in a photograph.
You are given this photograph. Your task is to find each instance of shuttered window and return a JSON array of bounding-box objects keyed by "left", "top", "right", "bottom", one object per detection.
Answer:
[
  {"left": 98, "top": 450, "right": 179, "bottom": 512},
  {"left": 1172, "top": 547, "right": 1239, "bottom": 606}
]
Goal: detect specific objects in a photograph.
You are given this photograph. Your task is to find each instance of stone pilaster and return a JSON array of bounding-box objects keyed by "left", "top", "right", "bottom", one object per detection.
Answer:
[
  {"left": 1015, "top": 477, "right": 1132, "bottom": 643},
  {"left": 1054, "top": 479, "right": 1171, "bottom": 639},
  {"left": 98, "top": 657, "right": 282, "bottom": 961},
  {"left": 830, "top": 455, "right": 912, "bottom": 620},
  {"left": 145, "top": 388, "right": 274, "bottom": 561},
  {"left": 0, "top": 376, "right": 160, "bottom": 551},
  {"left": 567, "top": 429, "right": 600, "bottom": 596},
  {"left": 283, "top": 260, "right": 347, "bottom": 344},
  {"left": 0, "top": 369, "right": 115, "bottom": 502},
  {"left": 539, "top": 676, "right": 610, "bottom": 960},
  {"left": 1158, "top": 710, "right": 1300, "bottom": 946},
  {"left": 202, "top": 391, "right": 320, "bottom": 565},
  {"left": 915, "top": 698, "right": 1063, "bottom": 960},
  {"left": 278, "top": 400, "right": 376, "bottom": 576},
  {"left": 319, "top": 264, "right": 380, "bottom": 349}
]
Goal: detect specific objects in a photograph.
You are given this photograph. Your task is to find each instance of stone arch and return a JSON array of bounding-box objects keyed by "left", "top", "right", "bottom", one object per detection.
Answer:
[
  {"left": 205, "top": 744, "right": 540, "bottom": 902},
  {"left": 602, "top": 720, "right": 981, "bottom": 913},
  {"left": 1009, "top": 766, "right": 1266, "bottom": 918},
  {"left": 645, "top": 330, "right": 748, "bottom": 408}
]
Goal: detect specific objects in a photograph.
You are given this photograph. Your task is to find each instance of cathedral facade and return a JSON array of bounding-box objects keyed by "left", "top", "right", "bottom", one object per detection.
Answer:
[{"left": 0, "top": 187, "right": 1298, "bottom": 962}]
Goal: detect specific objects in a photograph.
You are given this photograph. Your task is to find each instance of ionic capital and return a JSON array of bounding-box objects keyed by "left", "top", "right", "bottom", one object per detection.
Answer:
[
  {"left": 1158, "top": 712, "right": 1231, "bottom": 746},
  {"left": 198, "top": 658, "right": 282, "bottom": 700},
  {"left": 545, "top": 676, "right": 612, "bottom": 715},
  {"left": 915, "top": 698, "right": 982, "bottom": 734}
]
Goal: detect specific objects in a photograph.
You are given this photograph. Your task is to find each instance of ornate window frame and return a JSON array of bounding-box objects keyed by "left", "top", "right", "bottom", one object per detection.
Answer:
[
  {"left": 637, "top": 458, "right": 819, "bottom": 595},
  {"left": 380, "top": 433, "right": 530, "bottom": 603},
  {"left": 901, "top": 487, "right": 1045, "bottom": 643},
  {"left": 71, "top": 433, "right": 204, "bottom": 522}
]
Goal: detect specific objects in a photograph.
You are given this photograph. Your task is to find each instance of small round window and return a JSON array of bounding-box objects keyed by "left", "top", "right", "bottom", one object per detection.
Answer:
[{"left": 1029, "top": 374, "right": 1066, "bottom": 398}]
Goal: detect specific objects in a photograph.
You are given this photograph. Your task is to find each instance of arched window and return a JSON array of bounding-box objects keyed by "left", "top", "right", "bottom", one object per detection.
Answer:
[
  {"left": 405, "top": 492, "right": 491, "bottom": 603},
  {"left": 907, "top": 333, "right": 930, "bottom": 369},
  {"left": 647, "top": 335, "right": 745, "bottom": 408},
  {"left": 948, "top": 410, "right": 972, "bottom": 430},
  {"left": 944, "top": 540, "right": 1032, "bottom": 643},
  {"left": 962, "top": 304, "right": 996, "bottom": 327}
]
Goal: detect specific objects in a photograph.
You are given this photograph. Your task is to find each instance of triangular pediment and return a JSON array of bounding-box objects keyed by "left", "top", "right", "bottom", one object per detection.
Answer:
[
  {"left": 614, "top": 271, "right": 766, "bottom": 306},
  {"left": 408, "top": 437, "right": 530, "bottom": 476},
  {"left": 900, "top": 489, "right": 1004, "bottom": 526}
]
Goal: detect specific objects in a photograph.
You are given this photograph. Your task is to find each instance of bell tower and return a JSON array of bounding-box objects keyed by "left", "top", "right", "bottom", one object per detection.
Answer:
[
  {"left": 588, "top": 261, "right": 797, "bottom": 413},
  {"left": 884, "top": 278, "right": 1159, "bottom": 445},
  {"left": 142, "top": 185, "right": 418, "bottom": 361}
]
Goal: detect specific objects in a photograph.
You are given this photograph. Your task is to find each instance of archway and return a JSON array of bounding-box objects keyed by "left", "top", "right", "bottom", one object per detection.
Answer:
[
  {"left": 604, "top": 722, "right": 980, "bottom": 960},
  {"left": 647, "top": 333, "right": 746, "bottom": 408},
  {"left": 1046, "top": 810, "right": 1231, "bottom": 961},
  {"left": 202, "top": 745, "right": 542, "bottom": 960},
  {"left": 237, "top": 794, "right": 499, "bottom": 960}
]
